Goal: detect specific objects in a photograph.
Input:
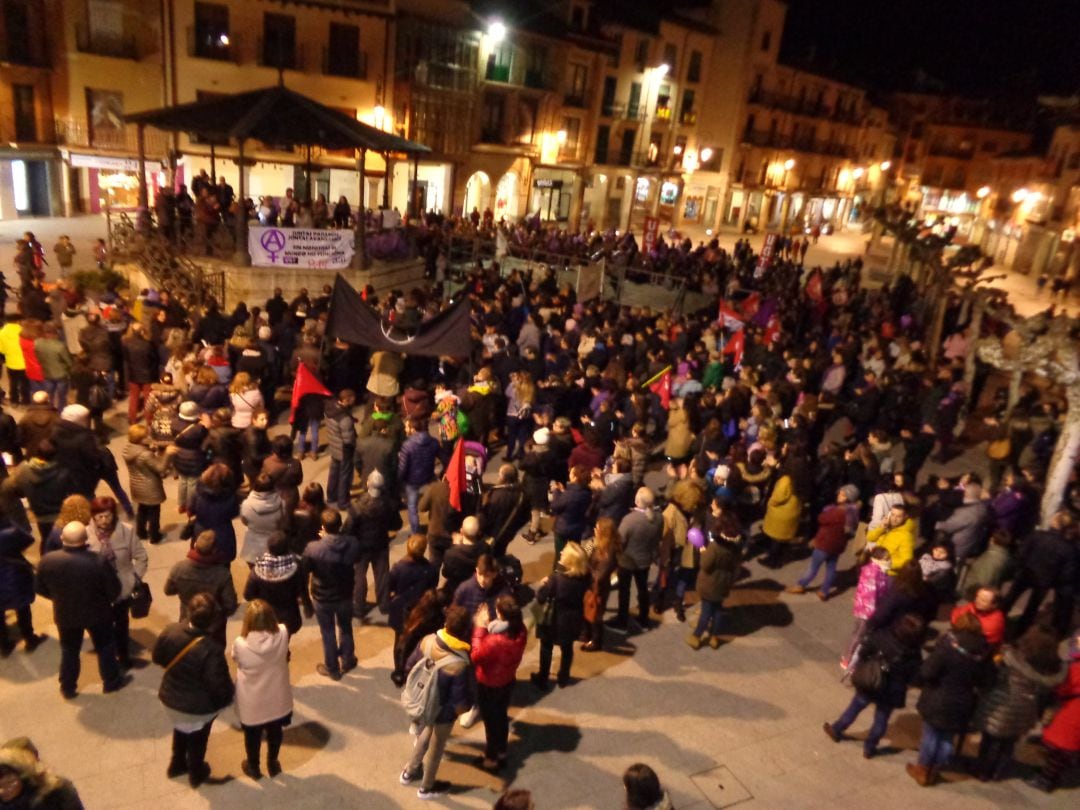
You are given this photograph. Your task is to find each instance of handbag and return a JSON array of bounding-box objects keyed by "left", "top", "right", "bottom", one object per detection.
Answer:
[
  {"left": 129, "top": 580, "right": 152, "bottom": 619},
  {"left": 88, "top": 380, "right": 110, "bottom": 411},
  {"left": 583, "top": 589, "right": 600, "bottom": 624},
  {"left": 164, "top": 636, "right": 204, "bottom": 674},
  {"left": 850, "top": 648, "right": 889, "bottom": 697},
  {"left": 535, "top": 598, "right": 555, "bottom": 641}
]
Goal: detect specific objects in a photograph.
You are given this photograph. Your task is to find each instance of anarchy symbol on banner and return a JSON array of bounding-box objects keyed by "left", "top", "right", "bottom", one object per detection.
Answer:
[
  {"left": 260, "top": 229, "right": 287, "bottom": 263},
  {"left": 379, "top": 319, "right": 420, "bottom": 345}
]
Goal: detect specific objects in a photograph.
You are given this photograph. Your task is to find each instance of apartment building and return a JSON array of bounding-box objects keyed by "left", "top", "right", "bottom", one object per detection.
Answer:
[{"left": 0, "top": 0, "right": 57, "bottom": 217}]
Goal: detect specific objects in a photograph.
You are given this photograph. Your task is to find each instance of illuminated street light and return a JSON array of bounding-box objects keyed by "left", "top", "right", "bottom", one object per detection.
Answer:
[
  {"left": 673, "top": 143, "right": 683, "bottom": 155},
  {"left": 700, "top": 147, "right": 714, "bottom": 162},
  {"left": 219, "top": 33, "right": 230, "bottom": 46},
  {"left": 1011, "top": 188, "right": 1029, "bottom": 203},
  {"left": 853, "top": 167, "right": 865, "bottom": 179},
  {"left": 879, "top": 161, "right": 891, "bottom": 171},
  {"left": 783, "top": 158, "right": 795, "bottom": 171},
  {"left": 655, "top": 63, "right": 670, "bottom": 77},
  {"left": 556, "top": 129, "right": 567, "bottom": 145},
  {"left": 488, "top": 20, "right": 507, "bottom": 43},
  {"left": 976, "top": 186, "right": 990, "bottom": 199}
]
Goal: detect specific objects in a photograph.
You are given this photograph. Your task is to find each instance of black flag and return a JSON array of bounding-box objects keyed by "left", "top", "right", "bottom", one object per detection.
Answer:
[{"left": 326, "top": 274, "right": 473, "bottom": 358}]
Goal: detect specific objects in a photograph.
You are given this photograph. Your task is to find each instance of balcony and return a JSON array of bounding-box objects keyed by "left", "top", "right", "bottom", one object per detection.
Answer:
[
  {"left": 258, "top": 39, "right": 303, "bottom": 71},
  {"left": 323, "top": 47, "right": 367, "bottom": 79},
  {"left": 741, "top": 129, "right": 855, "bottom": 159},
  {"left": 187, "top": 27, "right": 238, "bottom": 62},
  {"left": 927, "top": 144, "right": 976, "bottom": 159},
  {"left": 55, "top": 118, "right": 170, "bottom": 155},
  {"left": 0, "top": 39, "right": 48, "bottom": 68},
  {"left": 601, "top": 101, "right": 622, "bottom": 118},
  {"left": 654, "top": 106, "right": 672, "bottom": 123},
  {"left": 479, "top": 127, "right": 504, "bottom": 144},
  {"left": 563, "top": 94, "right": 587, "bottom": 109},
  {"left": 679, "top": 110, "right": 697, "bottom": 127},
  {"left": 75, "top": 23, "right": 138, "bottom": 60},
  {"left": 747, "top": 89, "right": 833, "bottom": 120},
  {"left": 523, "top": 69, "right": 549, "bottom": 90}
]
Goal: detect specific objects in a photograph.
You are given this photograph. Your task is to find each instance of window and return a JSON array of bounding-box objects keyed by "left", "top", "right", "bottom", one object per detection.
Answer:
[
  {"left": 760, "top": 30, "right": 771, "bottom": 52},
  {"left": 618, "top": 128, "right": 636, "bottom": 165},
  {"left": 485, "top": 44, "right": 512, "bottom": 82},
  {"left": 655, "top": 84, "right": 671, "bottom": 119},
  {"left": 1068, "top": 151, "right": 1080, "bottom": 170},
  {"left": 680, "top": 89, "right": 695, "bottom": 125},
  {"left": 634, "top": 38, "right": 649, "bottom": 70},
  {"left": 327, "top": 23, "right": 364, "bottom": 78},
  {"left": 595, "top": 125, "right": 610, "bottom": 163},
  {"left": 193, "top": 2, "right": 230, "bottom": 60},
  {"left": 3, "top": 0, "right": 42, "bottom": 65},
  {"left": 570, "top": 4, "right": 585, "bottom": 30},
  {"left": 601, "top": 76, "right": 616, "bottom": 116},
  {"left": 480, "top": 92, "right": 505, "bottom": 142},
  {"left": 687, "top": 50, "right": 702, "bottom": 83},
  {"left": 662, "top": 43, "right": 677, "bottom": 70},
  {"left": 12, "top": 84, "right": 35, "bottom": 142},
  {"left": 566, "top": 64, "right": 587, "bottom": 106},
  {"left": 263, "top": 13, "right": 297, "bottom": 69},
  {"left": 560, "top": 117, "right": 581, "bottom": 157},
  {"left": 524, "top": 46, "right": 548, "bottom": 88},
  {"left": 627, "top": 82, "right": 642, "bottom": 118}
]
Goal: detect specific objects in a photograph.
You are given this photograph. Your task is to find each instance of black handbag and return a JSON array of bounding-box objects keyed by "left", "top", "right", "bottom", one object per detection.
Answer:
[
  {"left": 129, "top": 580, "right": 152, "bottom": 619},
  {"left": 535, "top": 598, "right": 555, "bottom": 641},
  {"left": 851, "top": 649, "right": 889, "bottom": 697}
]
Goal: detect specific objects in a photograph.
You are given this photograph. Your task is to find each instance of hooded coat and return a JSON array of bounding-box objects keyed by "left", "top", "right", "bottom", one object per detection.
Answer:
[
  {"left": 122, "top": 442, "right": 170, "bottom": 505},
  {"left": 239, "top": 489, "right": 286, "bottom": 564},
  {"left": 975, "top": 647, "right": 1067, "bottom": 739},
  {"left": 231, "top": 625, "right": 293, "bottom": 726},
  {"left": 244, "top": 552, "right": 307, "bottom": 635},
  {"left": 916, "top": 628, "right": 991, "bottom": 731}
]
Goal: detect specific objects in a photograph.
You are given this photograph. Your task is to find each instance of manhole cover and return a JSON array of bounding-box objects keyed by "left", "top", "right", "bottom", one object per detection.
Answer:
[{"left": 690, "top": 765, "right": 752, "bottom": 809}]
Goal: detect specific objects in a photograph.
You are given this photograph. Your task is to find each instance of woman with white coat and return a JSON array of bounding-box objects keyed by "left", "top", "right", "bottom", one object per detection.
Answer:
[
  {"left": 87, "top": 496, "right": 148, "bottom": 669},
  {"left": 239, "top": 474, "right": 286, "bottom": 565},
  {"left": 232, "top": 600, "right": 292, "bottom": 780},
  {"left": 229, "top": 372, "right": 264, "bottom": 429}
]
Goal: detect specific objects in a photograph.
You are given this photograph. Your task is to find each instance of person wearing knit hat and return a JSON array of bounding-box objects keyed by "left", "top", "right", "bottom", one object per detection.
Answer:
[
  {"left": 532, "top": 427, "right": 550, "bottom": 446},
  {"left": 59, "top": 403, "right": 90, "bottom": 425},
  {"left": 36, "top": 520, "right": 132, "bottom": 698},
  {"left": 787, "top": 484, "right": 862, "bottom": 600}
]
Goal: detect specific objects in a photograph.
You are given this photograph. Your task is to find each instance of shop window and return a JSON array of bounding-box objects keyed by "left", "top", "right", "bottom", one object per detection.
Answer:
[
  {"left": 687, "top": 50, "right": 702, "bottom": 83},
  {"left": 263, "top": 13, "right": 297, "bottom": 69},
  {"left": 327, "top": 22, "right": 364, "bottom": 78},
  {"left": 12, "top": 84, "right": 36, "bottom": 142}
]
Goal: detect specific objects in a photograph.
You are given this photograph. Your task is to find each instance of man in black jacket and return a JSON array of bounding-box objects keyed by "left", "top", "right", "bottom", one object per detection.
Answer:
[
  {"left": 1002, "top": 510, "right": 1078, "bottom": 637},
  {"left": 344, "top": 471, "right": 402, "bottom": 619},
  {"left": 50, "top": 405, "right": 109, "bottom": 500},
  {"left": 302, "top": 510, "right": 360, "bottom": 680},
  {"left": 480, "top": 464, "right": 529, "bottom": 558},
  {"left": 36, "top": 521, "right": 131, "bottom": 698}
]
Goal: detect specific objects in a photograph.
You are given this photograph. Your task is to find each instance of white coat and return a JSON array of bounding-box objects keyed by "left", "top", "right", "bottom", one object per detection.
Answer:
[{"left": 231, "top": 626, "right": 292, "bottom": 726}]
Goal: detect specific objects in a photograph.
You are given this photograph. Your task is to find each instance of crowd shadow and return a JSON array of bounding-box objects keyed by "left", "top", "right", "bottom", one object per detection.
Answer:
[{"left": 722, "top": 578, "right": 795, "bottom": 636}]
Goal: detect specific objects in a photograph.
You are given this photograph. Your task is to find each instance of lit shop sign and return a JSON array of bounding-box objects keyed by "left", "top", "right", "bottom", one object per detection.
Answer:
[
  {"left": 533, "top": 179, "right": 563, "bottom": 189},
  {"left": 70, "top": 154, "right": 141, "bottom": 172}
]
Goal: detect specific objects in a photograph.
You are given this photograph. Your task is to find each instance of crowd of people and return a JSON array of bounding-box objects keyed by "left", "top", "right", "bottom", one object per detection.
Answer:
[{"left": 1, "top": 218, "right": 1079, "bottom": 806}]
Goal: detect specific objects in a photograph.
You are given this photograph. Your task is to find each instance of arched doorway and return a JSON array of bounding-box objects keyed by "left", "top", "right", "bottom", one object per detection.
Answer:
[
  {"left": 495, "top": 171, "right": 519, "bottom": 220},
  {"left": 463, "top": 171, "right": 491, "bottom": 215}
]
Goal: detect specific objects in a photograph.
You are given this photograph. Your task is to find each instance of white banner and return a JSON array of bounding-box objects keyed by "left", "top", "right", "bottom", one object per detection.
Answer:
[{"left": 249, "top": 226, "right": 355, "bottom": 269}]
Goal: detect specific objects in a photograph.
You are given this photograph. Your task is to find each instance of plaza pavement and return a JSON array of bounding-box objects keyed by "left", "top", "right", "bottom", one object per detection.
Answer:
[{"left": 0, "top": 213, "right": 1075, "bottom": 808}]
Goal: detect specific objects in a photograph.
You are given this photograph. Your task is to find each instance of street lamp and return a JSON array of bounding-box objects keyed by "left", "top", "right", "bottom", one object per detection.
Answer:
[
  {"left": 976, "top": 186, "right": 990, "bottom": 199},
  {"left": 879, "top": 161, "right": 891, "bottom": 171},
  {"left": 556, "top": 129, "right": 567, "bottom": 145},
  {"left": 656, "top": 63, "right": 670, "bottom": 77},
  {"left": 701, "top": 147, "right": 714, "bottom": 163},
  {"left": 487, "top": 20, "right": 507, "bottom": 43},
  {"left": 852, "top": 167, "right": 865, "bottom": 180},
  {"left": 783, "top": 158, "right": 795, "bottom": 171},
  {"left": 1011, "top": 188, "right": 1029, "bottom": 203}
]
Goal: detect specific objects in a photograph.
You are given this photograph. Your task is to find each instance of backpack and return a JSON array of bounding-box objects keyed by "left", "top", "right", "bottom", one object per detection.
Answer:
[{"left": 401, "top": 637, "right": 467, "bottom": 726}]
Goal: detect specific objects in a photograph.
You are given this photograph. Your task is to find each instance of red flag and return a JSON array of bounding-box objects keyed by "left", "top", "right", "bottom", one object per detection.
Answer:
[
  {"left": 648, "top": 367, "right": 672, "bottom": 410},
  {"left": 445, "top": 438, "right": 466, "bottom": 511},
  {"left": 717, "top": 302, "right": 744, "bottom": 331},
  {"left": 739, "top": 292, "right": 761, "bottom": 320},
  {"left": 722, "top": 329, "right": 745, "bottom": 368},
  {"left": 764, "top": 315, "right": 781, "bottom": 346},
  {"left": 290, "top": 363, "right": 331, "bottom": 423}
]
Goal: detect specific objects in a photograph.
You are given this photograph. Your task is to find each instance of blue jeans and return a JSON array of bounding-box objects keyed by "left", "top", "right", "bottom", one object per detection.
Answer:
[
  {"left": 295, "top": 419, "right": 320, "bottom": 455},
  {"left": 798, "top": 548, "right": 839, "bottom": 594},
  {"left": 832, "top": 692, "right": 893, "bottom": 753},
  {"left": 43, "top": 378, "right": 69, "bottom": 411},
  {"left": 327, "top": 447, "right": 355, "bottom": 508},
  {"left": 313, "top": 599, "right": 354, "bottom": 675},
  {"left": 917, "top": 723, "right": 955, "bottom": 768},
  {"left": 405, "top": 483, "right": 423, "bottom": 535},
  {"left": 694, "top": 600, "right": 724, "bottom": 637}
]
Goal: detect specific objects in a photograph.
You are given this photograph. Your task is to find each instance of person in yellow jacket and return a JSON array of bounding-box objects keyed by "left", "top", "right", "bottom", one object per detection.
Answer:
[
  {"left": 865, "top": 502, "right": 916, "bottom": 575},
  {"left": 0, "top": 315, "right": 28, "bottom": 406},
  {"left": 761, "top": 462, "right": 806, "bottom": 569}
]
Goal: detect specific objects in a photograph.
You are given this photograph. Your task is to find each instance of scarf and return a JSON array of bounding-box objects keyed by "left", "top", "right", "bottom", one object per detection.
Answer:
[{"left": 437, "top": 628, "right": 470, "bottom": 652}]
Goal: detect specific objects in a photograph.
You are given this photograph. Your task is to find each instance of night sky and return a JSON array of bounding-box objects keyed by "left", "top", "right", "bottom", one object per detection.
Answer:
[{"left": 778, "top": 0, "right": 1080, "bottom": 98}]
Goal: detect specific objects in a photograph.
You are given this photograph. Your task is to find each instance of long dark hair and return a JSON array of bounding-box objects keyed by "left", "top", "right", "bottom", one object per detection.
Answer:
[
  {"left": 403, "top": 589, "right": 445, "bottom": 638},
  {"left": 496, "top": 594, "right": 526, "bottom": 638}
]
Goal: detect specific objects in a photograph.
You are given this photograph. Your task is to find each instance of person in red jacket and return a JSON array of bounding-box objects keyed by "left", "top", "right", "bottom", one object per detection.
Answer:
[
  {"left": 470, "top": 594, "right": 527, "bottom": 772},
  {"left": 1027, "top": 632, "right": 1080, "bottom": 792},
  {"left": 786, "top": 484, "right": 859, "bottom": 600},
  {"left": 950, "top": 587, "right": 1005, "bottom": 650}
]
